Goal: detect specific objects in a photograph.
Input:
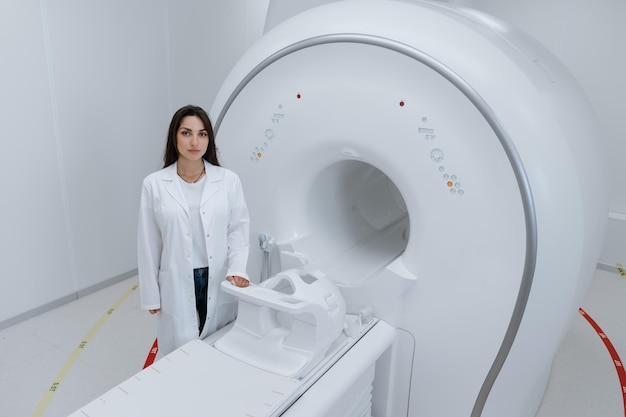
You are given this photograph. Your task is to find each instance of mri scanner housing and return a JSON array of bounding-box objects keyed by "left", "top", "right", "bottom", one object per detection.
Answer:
[{"left": 211, "top": 1, "right": 608, "bottom": 416}]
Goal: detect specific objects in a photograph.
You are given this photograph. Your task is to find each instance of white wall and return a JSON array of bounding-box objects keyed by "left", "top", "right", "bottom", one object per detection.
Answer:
[
  {"left": 0, "top": 0, "right": 170, "bottom": 326},
  {"left": 0, "top": 0, "right": 75, "bottom": 325},
  {"left": 166, "top": 0, "right": 269, "bottom": 111},
  {"left": 44, "top": 0, "right": 172, "bottom": 289}
]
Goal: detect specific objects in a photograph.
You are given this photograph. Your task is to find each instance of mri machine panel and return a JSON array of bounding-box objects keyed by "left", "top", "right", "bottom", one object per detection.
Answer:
[
  {"left": 211, "top": 1, "right": 608, "bottom": 416},
  {"left": 216, "top": 40, "right": 528, "bottom": 413}
]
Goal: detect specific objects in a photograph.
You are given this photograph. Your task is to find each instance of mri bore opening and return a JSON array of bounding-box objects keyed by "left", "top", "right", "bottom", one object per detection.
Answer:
[{"left": 304, "top": 160, "right": 410, "bottom": 286}]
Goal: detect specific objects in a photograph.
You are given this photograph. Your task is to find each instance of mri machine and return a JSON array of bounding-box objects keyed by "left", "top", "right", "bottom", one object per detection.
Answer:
[{"left": 71, "top": 1, "right": 608, "bottom": 416}]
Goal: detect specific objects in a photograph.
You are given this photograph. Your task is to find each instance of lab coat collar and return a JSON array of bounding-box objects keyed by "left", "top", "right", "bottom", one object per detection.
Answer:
[
  {"left": 200, "top": 161, "right": 221, "bottom": 206},
  {"left": 163, "top": 161, "right": 222, "bottom": 214},
  {"left": 163, "top": 163, "right": 187, "bottom": 217}
]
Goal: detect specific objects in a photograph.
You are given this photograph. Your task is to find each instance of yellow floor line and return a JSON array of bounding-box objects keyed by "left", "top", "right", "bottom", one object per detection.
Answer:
[{"left": 30, "top": 284, "right": 139, "bottom": 417}]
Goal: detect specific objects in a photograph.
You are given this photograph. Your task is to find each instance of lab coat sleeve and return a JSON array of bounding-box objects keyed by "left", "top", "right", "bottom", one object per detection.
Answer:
[
  {"left": 226, "top": 173, "right": 250, "bottom": 279},
  {"left": 137, "top": 178, "right": 163, "bottom": 310}
]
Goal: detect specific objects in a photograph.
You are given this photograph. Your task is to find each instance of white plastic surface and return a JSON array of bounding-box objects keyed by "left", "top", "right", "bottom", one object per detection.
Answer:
[
  {"left": 69, "top": 321, "right": 396, "bottom": 417},
  {"left": 215, "top": 269, "right": 346, "bottom": 377},
  {"left": 68, "top": 339, "right": 301, "bottom": 417},
  {"left": 281, "top": 320, "right": 396, "bottom": 417}
]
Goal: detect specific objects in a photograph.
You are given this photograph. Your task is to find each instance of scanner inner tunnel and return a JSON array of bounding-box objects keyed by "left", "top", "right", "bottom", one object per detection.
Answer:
[{"left": 287, "top": 159, "right": 410, "bottom": 287}]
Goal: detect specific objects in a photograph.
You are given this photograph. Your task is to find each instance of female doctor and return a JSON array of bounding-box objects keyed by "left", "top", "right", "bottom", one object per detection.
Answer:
[{"left": 137, "top": 105, "right": 250, "bottom": 356}]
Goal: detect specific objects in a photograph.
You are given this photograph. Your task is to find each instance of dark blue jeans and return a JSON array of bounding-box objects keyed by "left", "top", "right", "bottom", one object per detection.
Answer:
[{"left": 194, "top": 267, "right": 209, "bottom": 335}]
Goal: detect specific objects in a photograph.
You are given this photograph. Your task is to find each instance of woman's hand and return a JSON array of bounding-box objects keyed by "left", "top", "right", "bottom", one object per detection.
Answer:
[{"left": 227, "top": 275, "right": 250, "bottom": 288}]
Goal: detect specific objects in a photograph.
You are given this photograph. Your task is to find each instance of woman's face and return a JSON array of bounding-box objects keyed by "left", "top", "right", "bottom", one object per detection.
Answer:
[{"left": 176, "top": 115, "right": 209, "bottom": 163}]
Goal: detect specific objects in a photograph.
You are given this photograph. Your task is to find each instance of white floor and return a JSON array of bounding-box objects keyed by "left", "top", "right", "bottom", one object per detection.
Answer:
[{"left": 0, "top": 268, "right": 624, "bottom": 417}]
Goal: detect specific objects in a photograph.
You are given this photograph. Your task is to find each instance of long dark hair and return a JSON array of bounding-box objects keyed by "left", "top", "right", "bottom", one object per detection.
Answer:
[{"left": 163, "top": 105, "right": 220, "bottom": 168}]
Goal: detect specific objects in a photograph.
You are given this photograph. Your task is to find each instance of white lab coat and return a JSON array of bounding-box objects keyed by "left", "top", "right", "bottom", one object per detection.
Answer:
[{"left": 137, "top": 161, "right": 250, "bottom": 356}]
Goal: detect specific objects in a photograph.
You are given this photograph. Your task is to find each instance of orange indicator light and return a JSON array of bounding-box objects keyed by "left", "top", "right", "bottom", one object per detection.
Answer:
[
  {"left": 257, "top": 153, "right": 262, "bottom": 158},
  {"left": 447, "top": 181, "right": 453, "bottom": 187}
]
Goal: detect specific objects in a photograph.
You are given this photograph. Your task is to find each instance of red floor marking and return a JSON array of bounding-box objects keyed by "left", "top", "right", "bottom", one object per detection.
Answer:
[
  {"left": 143, "top": 338, "right": 158, "bottom": 369},
  {"left": 579, "top": 307, "right": 626, "bottom": 417}
]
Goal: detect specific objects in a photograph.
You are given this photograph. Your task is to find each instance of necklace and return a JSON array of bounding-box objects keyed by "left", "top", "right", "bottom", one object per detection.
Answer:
[{"left": 178, "top": 166, "right": 205, "bottom": 183}]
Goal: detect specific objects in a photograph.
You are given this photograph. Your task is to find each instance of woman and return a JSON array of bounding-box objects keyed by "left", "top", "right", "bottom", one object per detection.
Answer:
[{"left": 137, "top": 105, "right": 250, "bottom": 356}]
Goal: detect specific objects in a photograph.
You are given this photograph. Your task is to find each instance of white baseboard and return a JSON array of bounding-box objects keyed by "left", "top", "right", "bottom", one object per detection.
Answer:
[{"left": 0, "top": 269, "right": 138, "bottom": 331}]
